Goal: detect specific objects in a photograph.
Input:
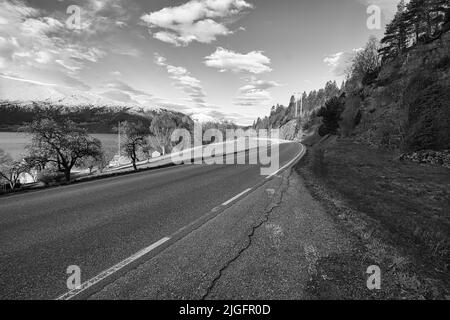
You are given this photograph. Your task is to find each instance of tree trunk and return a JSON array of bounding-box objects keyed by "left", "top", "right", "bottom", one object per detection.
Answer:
[
  {"left": 131, "top": 148, "right": 138, "bottom": 171},
  {"left": 8, "top": 180, "right": 16, "bottom": 190},
  {"left": 64, "top": 168, "right": 71, "bottom": 182}
]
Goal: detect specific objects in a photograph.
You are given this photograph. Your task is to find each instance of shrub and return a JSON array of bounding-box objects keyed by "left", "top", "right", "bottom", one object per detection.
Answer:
[
  {"left": 37, "top": 170, "right": 67, "bottom": 186},
  {"left": 317, "top": 95, "right": 346, "bottom": 136}
]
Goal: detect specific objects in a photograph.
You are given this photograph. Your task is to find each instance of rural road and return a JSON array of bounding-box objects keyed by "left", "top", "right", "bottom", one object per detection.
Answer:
[{"left": 0, "top": 142, "right": 303, "bottom": 300}]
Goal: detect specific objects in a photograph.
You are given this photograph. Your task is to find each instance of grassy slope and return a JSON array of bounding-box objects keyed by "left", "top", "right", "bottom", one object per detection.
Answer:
[{"left": 297, "top": 137, "right": 449, "bottom": 299}]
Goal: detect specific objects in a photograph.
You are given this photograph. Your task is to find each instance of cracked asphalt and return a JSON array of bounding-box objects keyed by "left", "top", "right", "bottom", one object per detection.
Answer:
[
  {"left": 0, "top": 143, "right": 301, "bottom": 299},
  {"left": 90, "top": 168, "right": 358, "bottom": 300}
]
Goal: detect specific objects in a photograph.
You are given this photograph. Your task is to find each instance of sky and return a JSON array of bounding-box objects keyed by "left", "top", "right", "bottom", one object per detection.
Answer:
[{"left": 0, "top": 0, "right": 399, "bottom": 125}]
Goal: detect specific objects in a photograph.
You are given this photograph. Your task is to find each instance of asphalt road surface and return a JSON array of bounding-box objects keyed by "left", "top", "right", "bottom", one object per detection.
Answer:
[{"left": 0, "top": 142, "right": 302, "bottom": 299}]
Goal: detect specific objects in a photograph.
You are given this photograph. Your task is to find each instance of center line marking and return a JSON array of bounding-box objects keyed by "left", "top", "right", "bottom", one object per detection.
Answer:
[
  {"left": 56, "top": 237, "right": 170, "bottom": 300},
  {"left": 222, "top": 188, "right": 252, "bottom": 206}
]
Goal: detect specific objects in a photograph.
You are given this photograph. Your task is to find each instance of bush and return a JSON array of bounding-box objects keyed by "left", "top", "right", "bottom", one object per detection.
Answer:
[
  {"left": 317, "top": 95, "right": 346, "bottom": 136},
  {"left": 37, "top": 170, "right": 67, "bottom": 186},
  {"left": 404, "top": 75, "right": 450, "bottom": 151}
]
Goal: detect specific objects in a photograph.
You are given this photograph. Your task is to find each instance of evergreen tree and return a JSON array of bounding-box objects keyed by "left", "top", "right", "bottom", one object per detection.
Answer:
[
  {"left": 380, "top": 0, "right": 408, "bottom": 61},
  {"left": 429, "top": 0, "right": 449, "bottom": 34}
]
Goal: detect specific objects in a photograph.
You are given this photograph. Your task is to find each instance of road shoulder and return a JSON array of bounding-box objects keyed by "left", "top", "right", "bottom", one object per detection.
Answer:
[{"left": 89, "top": 164, "right": 383, "bottom": 299}]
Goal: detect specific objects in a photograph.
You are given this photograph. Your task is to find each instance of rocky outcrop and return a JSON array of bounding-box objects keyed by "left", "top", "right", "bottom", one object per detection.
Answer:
[
  {"left": 279, "top": 119, "right": 304, "bottom": 141},
  {"left": 350, "top": 30, "right": 450, "bottom": 152}
]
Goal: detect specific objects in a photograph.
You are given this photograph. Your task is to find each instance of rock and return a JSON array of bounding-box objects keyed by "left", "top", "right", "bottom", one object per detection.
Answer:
[{"left": 399, "top": 149, "right": 450, "bottom": 168}]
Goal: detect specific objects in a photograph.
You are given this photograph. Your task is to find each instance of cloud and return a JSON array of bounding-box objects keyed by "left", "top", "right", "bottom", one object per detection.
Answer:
[
  {"left": 238, "top": 77, "right": 280, "bottom": 92},
  {"left": 154, "top": 53, "right": 207, "bottom": 108},
  {"left": 205, "top": 48, "right": 272, "bottom": 74},
  {"left": 0, "top": 0, "right": 107, "bottom": 89},
  {"left": 141, "top": 0, "right": 253, "bottom": 46},
  {"left": 99, "top": 79, "right": 155, "bottom": 106},
  {"left": 101, "top": 90, "right": 137, "bottom": 104},
  {"left": 234, "top": 77, "right": 279, "bottom": 107},
  {"left": 324, "top": 49, "right": 361, "bottom": 76},
  {"left": 103, "top": 80, "right": 150, "bottom": 96},
  {"left": 0, "top": 74, "right": 57, "bottom": 87}
]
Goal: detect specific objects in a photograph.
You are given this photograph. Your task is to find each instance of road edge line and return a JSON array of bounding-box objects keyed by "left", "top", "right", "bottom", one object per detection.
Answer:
[{"left": 56, "top": 143, "right": 306, "bottom": 300}]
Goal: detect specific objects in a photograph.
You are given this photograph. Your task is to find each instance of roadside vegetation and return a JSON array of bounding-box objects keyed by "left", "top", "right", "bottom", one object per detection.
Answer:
[
  {"left": 246, "top": 0, "right": 449, "bottom": 298},
  {"left": 294, "top": 0, "right": 450, "bottom": 298}
]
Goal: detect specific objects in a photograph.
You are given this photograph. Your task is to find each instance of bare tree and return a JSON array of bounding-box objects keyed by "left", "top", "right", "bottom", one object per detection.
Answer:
[
  {"left": 21, "top": 117, "right": 102, "bottom": 182},
  {"left": 120, "top": 121, "right": 150, "bottom": 171},
  {"left": 149, "top": 114, "right": 177, "bottom": 156},
  {"left": 0, "top": 149, "right": 29, "bottom": 190},
  {"left": 351, "top": 36, "right": 382, "bottom": 85}
]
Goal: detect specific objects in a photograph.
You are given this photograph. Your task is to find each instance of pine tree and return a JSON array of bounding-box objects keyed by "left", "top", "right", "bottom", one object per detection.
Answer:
[
  {"left": 405, "top": 0, "right": 426, "bottom": 44},
  {"left": 380, "top": 0, "right": 408, "bottom": 61},
  {"left": 444, "top": 5, "right": 450, "bottom": 31},
  {"left": 429, "top": 0, "right": 449, "bottom": 35}
]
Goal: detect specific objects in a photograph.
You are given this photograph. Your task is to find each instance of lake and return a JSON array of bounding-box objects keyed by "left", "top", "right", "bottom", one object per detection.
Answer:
[{"left": 0, "top": 132, "right": 119, "bottom": 160}]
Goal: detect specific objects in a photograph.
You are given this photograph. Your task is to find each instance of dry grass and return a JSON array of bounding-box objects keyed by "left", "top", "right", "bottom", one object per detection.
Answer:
[
  {"left": 306, "top": 139, "right": 450, "bottom": 269},
  {"left": 296, "top": 139, "right": 450, "bottom": 298}
]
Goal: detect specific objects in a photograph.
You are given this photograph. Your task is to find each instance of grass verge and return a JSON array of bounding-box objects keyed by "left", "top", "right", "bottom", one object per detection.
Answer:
[{"left": 296, "top": 138, "right": 449, "bottom": 299}]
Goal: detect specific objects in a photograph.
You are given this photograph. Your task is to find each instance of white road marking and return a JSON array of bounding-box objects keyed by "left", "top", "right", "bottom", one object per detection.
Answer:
[
  {"left": 56, "top": 237, "right": 170, "bottom": 300},
  {"left": 266, "top": 144, "right": 306, "bottom": 179},
  {"left": 222, "top": 188, "right": 252, "bottom": 206},
  {"left": 55, "top": 142, "right": 305, "bottom": 300}
]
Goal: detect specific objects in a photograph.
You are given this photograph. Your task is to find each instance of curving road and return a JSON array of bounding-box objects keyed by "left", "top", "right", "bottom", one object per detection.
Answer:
[{"left": 0, "top": 142, "right": 303, "bottom": 299}]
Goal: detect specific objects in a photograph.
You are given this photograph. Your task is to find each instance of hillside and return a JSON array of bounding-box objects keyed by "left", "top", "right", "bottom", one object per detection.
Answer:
[
  {"left": 251, "top": 4, "right": 450, "bottom": 298},
  {"left": 0, "top": 102, "right": 194, "bottom": 134},
  {"left": 342, "top": 31, "right": 450, "bottom": 153}
]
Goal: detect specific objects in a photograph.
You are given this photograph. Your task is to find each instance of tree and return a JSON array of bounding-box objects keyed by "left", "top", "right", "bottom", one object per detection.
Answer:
[
  {"left": 79, "top": 156, "right": 98, "bottom": 174},
  {"left": 22, "top": 117, "right": 102, "bottom": 182},
  {"left": 0, "top": 149, "right": 29, "bottom": 190},
  {"left": 120, "top": 121, "right": 150, "bottom": 171},
  {"left": 97, "top": 146, "right": 117, "bottom": 173},
  {"left": 317, "top": 95, "right": 346, "bottom": 136},
  {"left": 351, "top": 36, "right": 381, "bottom": 85},
  {"left": 149, "top": 113, "right": 180, "bottom": 155},
  {"left": 380, "top": 0, "right": 409, "bottom": 61}
]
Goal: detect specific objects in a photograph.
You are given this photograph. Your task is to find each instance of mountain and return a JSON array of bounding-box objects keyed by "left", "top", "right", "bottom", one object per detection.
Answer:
[{"left": 0, "top": 76, "right": 138, "bottom": 108}]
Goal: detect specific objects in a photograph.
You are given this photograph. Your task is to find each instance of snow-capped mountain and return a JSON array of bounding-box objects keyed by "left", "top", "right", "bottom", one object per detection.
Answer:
[{"left": 0, "top": 76, "right": 137, "bottom": 107}]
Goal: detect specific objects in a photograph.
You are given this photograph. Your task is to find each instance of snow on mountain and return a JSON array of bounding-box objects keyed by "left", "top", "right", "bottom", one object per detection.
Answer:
[
  {"left": 190, "top": 113, "right": 217, "bottom": 123},
  {"left": 0, "top": 76, "right": 136, "bottom": 107}
]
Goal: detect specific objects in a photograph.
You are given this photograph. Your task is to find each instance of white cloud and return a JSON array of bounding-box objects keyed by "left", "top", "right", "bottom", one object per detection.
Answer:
[
  {"left": 238, "top": 77, "right": 280, "bottom": 92},
  {"left": 0, "top": 0, "right": 107, "bottom": 91},
  {"left": 323, "top": 49, "right": 361, "bottom": 76},
  {"left": 205, "top": 48, "right": 272, "bottom": 74},
  {"left": 234, "top": 77, "right": 279, "bottom": 107},
  {"left": 141, "top": 0, "right": 253, "bottom": 46},
  {"left": 103, "top": 79, "right": 151, "bottom": 97},
  {"left": 154, "top": 53, "right": 207, "bottom": 108}
]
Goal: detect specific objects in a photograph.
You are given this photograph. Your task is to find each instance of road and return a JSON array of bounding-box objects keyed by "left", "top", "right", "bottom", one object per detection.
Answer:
[{"left": 0, "top": 142, "right": 303, "bottom": 299}]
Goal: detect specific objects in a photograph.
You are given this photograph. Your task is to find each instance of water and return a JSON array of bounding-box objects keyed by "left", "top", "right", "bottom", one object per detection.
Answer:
[{"left": 0, "top": 132, "right": 119, "bottom": 160}]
